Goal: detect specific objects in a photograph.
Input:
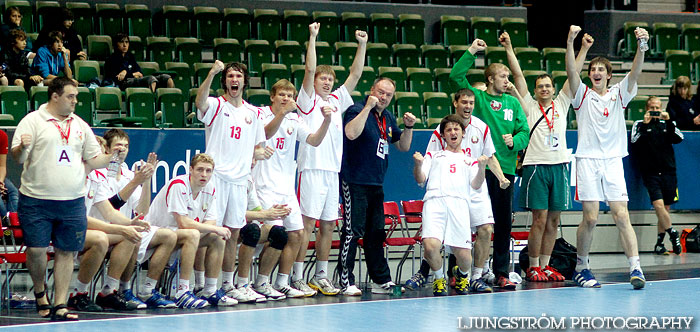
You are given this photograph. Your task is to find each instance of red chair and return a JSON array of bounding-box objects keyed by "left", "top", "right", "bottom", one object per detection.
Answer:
[
  {"left": 383, "top": 201, "right": 418, "bottom": 282},
  {"left": 1, "top": 212, "right": 30, "bottom": 311}
]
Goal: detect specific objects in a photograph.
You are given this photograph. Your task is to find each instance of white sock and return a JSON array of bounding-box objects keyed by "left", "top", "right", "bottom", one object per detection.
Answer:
[
  {"left": 472, "top": 267, "right": 483, "bottom": 281},
  {"left": 540, "top": 255, "right": 551, "bottom": 267},
  {"left": 528, "top": 256, "right": 540, "bottom": 268},
  {"left": 194, "top": 270, "right": 205, "bottom": 289},
  {"left": 140, "top": 277, "right": 158, "bottom": 296},
  {"left": 292, "top": 262, "right": 304, "bottom": 282},
  {"left": 175, "top": 279, "right": 190, "bottom": 298},
  {"left": 75, "top": 281, "right": 90, "bottom": 293},
  {"left": 628, "top": 256, "right": 641, "bottom": 272},
  {"left": 255, "top": 274, "right": 269, "bottom": 287},
  {"left": 236, "top": 276, "right": 249, "bottom": 288},
  {"left": 575, "top": 255, "right": 589, "bottom": 272},
  {"left": 315, "top": 261, "right": 328, "bottom": 279},
  {"left": 120, "top": 280, "right": 131, "bottom": 291},
  {"left": 222, "top": 271, "right": 235, "bottom": 288},
  {"left": 100, "top": 275, "right": 120, "bottom": 295},
  {"left": 275, "top": 273, "right": 289, "bottom": 288},
  {"left": 432, "top": 267, "right": 444, "bottom": 280},
  {"left": 458, "top": 267, "right": 470, "bottom": 279},
  {"left": 204, "top": 277, "right": 218, "bottom": 295}
]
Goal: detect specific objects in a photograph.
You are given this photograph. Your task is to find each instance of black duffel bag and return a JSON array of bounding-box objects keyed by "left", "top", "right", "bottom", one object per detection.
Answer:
[{"left": 519, "top": 237, "right": 577, "bottom": 280}]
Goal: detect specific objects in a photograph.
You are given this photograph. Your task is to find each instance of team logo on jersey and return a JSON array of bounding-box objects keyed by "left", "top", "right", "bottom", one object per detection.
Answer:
[
  {"left": 611, "top": 95, "right": 617, "bottom": 102},
  {"left": 553, "top": 110, "right": 560, "bottom": 119},
  {"left": 490, "top": 100, "right": 502, "bottom": 111},
  {"left": 245, "top": 115, "right": 252, "bottom": 124},
  {"left": 87, "top": 189, "right": 94, "bottom": 199},
  {"left": 388, "top": 127, "right": 392, "bottom": 138},
  {"left": 287, "top": 126, "right": 294, "bottom": 135},
  {"left": 471, "top": 135, "right": 479, "bottom": 144},
  {"left": 76, "top": 130, "right": 83, "bottom": 141},
  {"left": 203, "top": 203, "right": 208, "bottom": 212}
]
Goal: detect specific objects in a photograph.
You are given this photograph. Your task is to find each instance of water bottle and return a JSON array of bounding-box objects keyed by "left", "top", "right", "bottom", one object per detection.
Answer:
[
  {"left": 638, "top": 37, "right": 649, "bottom": 52},
  {"left": 107, "top": 151, "right": 120, "bottom": 178}
]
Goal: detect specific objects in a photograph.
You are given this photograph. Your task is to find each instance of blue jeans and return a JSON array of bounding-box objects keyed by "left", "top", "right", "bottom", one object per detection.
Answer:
[{"left": 0, "top": 179, "right": 18, "bottom": 217}]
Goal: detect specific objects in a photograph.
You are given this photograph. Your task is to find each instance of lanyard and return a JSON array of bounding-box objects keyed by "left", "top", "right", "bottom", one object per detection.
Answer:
[
  {"left": 50, "top": 118, "right": 72, "bottom": 145},
  {"left": 538, "top": 101, "right": 554, "bottom": 133},
  {"left": 374, "top": 111, "right": 386, "bottom": 140}
]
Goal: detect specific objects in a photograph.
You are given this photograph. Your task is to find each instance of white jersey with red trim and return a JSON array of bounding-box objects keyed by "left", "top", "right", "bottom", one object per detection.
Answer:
[
  {"left": 296, "top": 85, "right": 353, "bottom": 172},
  {"left": 419, "top": 150, "right": 478, "bottom": 201},
  {"left": 253, "top": 106, "right": 312, "bottom": 196},
  {"left": 425, "top": 115, "right": 495, "bottom": 159},
  {"left": 85, "top": 169, "right": 108, "bottom": 213},
  {"left": 197, "top": 96, "right": 266, "bottom": 184},
  {"left": 146, "top": 174, "right": 217, "bottom": 231},
  {"left": 88, "top": 164, "right": 142, "bottom": 221},
  {"left": 572, "top": 74, "right": 636, "bottom": 159}
]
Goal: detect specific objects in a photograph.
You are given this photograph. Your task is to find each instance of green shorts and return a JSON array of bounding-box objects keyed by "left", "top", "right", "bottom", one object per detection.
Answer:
[{"left": 518, "top": 163, "right": 571, "bottom": 211}]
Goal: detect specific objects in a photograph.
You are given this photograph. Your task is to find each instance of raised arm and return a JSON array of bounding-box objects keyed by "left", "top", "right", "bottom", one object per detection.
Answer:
[
  {"left": 449, "top": 39, "right": 486, "bottom": 91},
  {"left": 412, "top": 152, "right": 426, "bottom": 184},
  {"left": 627, "top": 27, "right": 648, "bottom": 93},
  {"left": 264, "top": 100, "right": 297, "bottom": 139},
  {"left": 486, "top": 155, "right": 510, "bottom": 189},
  {"left": 500, "top": 32, "right": 528, "bottom": 97},
  {"left": 565, "top": 25, "right": 583, "bottom": 98},
  {"left": 345, "top": 97, "right": 377, "bottom": 140},
  {"left": 134, "top": 154, "right": 157, "bottom": 216},
  {"left": 195, "top": 60, "right": 224, "bottom": 114},
  {"left": 471, "top": 156, "right": 488, "bottom": 190},
  {"left": 301, "top": 23, "right": 320, "bottom": 96},
  {"left": 395, "top": 112, "right": 416, "bottom": 152},
  {"left": 561, "top": 33, "right": 594, "bottom": 98},
  {"left": 342, "top": 30, "right": 368, "bottom": 92},
  {"left": 306, "top": 106, "right": 332, "bottom": 146}
]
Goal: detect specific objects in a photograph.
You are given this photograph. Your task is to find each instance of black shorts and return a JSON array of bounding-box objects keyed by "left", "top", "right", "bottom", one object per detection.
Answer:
[{"left": 642, "top": 172, "right": 678, "bottom": 206}]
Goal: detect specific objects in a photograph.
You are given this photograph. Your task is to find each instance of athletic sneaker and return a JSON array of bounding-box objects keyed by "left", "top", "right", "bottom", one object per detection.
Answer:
[
  {"left": 273, "top": 284, "right": 305, "bottom": 298},
  {"left": 95, "top": 290, "right": 137, "bottom": 310},
  {"left": 525, "top": 266, "right": 548, "bottom": 282},
  {"left": 254, "top": 282, "right": 286, "bottom": 301},
  {"left": 342, "top": 285, "right": 362, "bottom": 296},
  {"left": 67, "top": 292, "right": 103, "bottom": 312},
  {"left": 452, "top": 266, "right": 469, "bottom": 295},
  {"left": 236, "top": 284, "right": 267, "bottom": 303},
  {"left": 654, "top": 243, "right": 669, "bottom": 255},
  {"left": 573, "top": 269, "right": 601, "bottom": 288},
  {"left": 469, "top": 278, "right": 493, "bottom": 293},
  {"left": 630, "top": 269, "right": 646, "bottom": 290},
  {"left": 308, "top": 276, "right": 340, "bottom": 296},
  {"left": 175, "top": 291, "right": 210, "bottom": 309},
  {"left": 291, "top": 280, "right": 317, "bottom": 297},
  {"left": 197, "top": 288, "right": 238, "bottom": 306},
  {"left": 432, "top": 278, "right": 447, "bottom": 296},
  {"left": 669, "top": 229, "right": 682, "bottom": 255},
  {"left": 496, "top": 276, "right": 516, "bottom": 290},
  {"left": 483, "top": 270, "right": 496, "bottom": 285},
  {"left": 404, "top": 272, "right": 426, "bottom": 290},
  {"left": 139, "top": 289, "right": 177, "bottom": 308},
  {"left": 120, "top": 289, "right": 147, "bottom": 309},
  {"left": 371, "top": 281, "right": 404, "bottom": 294},
  {"left": 542, "top": 266, "right": 565, "bottom": 282}
]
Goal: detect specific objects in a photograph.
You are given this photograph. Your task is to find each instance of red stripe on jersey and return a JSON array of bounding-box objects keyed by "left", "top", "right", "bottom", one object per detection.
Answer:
[
  {"left": 574, "top": 86, "right": 589, "bottom": 110},
  {"left": 296, "top": 172, "right": 302, "bottom": 204},
  {"left": 483, "top": 125, "right": 489, "bottom": 141},
  {"left": 165, "top": 179, "right": 187, "bottom": 207},
  {"left": 94, "top": 170, "right": 106, "bottom": 180},
  {"left": 619, "top": 89, "right": 626, "bottom": 109},
  {"left": 329, "top": 93, "right": 339, "bottom": 100},
  {"left": 574, "top": 182, "right": 579, "bottom": 201},
  {"left": 298, "top": 96, "right": 317, "bottom": 115},
  {"left": 426, "top": 152, "right": 432, "bottom": 158},
  {"left": 471, "top": 161, "right": 478, "bottom": 166},
  {"left": 433, "top": 130, "right": 445, "bottom": 150},
  {"left": 209, "top": 97, "right": 223, "bottom": 127}
]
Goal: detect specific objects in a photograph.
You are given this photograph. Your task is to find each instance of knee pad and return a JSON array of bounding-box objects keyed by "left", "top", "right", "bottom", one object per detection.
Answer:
[
  {"left": 267, "top": 225, "right": 288, "bottom": 250},
  {"left": 239, "top": 223, "right": 260, "bottom": 247}
]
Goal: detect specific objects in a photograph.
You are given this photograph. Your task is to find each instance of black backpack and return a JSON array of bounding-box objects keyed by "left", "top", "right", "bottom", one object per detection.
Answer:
[
  {"left": 519, "top": 237, "right": 577, "bottom": 280},
  {"left": 683, "top": 226, "right": 700, "bottom": 253}
]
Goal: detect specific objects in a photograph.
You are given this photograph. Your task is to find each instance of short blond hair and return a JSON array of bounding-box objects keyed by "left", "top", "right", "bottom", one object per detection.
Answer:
[
  {"left": 645, "top": 96, "right": 661, "bottom": 110},
  {"left": 190, "top": 153, "right": 215, "bottom": 169},
  {"left": 484, "top": 63, "right": 510, "bottom": 85},
  {"left": 270, "top": 79, "right": 297, "bottom": 98},
  {"left": 314, "top": 65, "right": 336, "bottom": 80}
]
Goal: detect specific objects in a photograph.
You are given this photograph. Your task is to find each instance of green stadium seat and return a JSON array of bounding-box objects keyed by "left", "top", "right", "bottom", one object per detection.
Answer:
[
  {"left": 350, "top": 90, "right": 363, "bottom": 103},
  {"left": 245, "top": 39, "right": 272, "bottom": 76},
  {"left": 147, "top": 37, "right": 174, "bottom": 69},
  {"left": 424, "top": 92, "right": 451, "bottom": 128},
  {"left": 620, "top": 21, "right": 649, "bottom": 58},
  {"left": 5, "top": 1, "right": 32, "bottom": 34},
  {"left": 485, "top": 46, "right": 507, "bottom": 66},
  {"left": 275, "top": 40, "right": 303, "bottom": 67},
  {"left": 163, "top": 5, "right": 191, "bottom": 38},
  {"left": 214, "top": 38, "right": 241, "bottom": 64},
  {"left": 36, "top": 1, "right": 60, "bottom": 32},
  {"left": 398, "top": 14, "right": 424, "bottom": 47},
  {"left": 29, "top": 86, "right": 48, "bottom": 111},
  {"left": 175, "top": 37, "right": 202, "bottom": 65},
  {"left": 626, "top": 95, "right": 648, "bottom": 122},
  {"left": 434, "top": 67, "right": 451, "bottom": 93},
  {"left": 366, "top": 43, "right": 391, "bottom": 68},
  {"left": 125, "top": 4, "right": 151, "bottom": 41},
  {"left": 394, "top": 91, "right": 424, "bottom": 129},
  {"left": 330, "top": 65, "right": 348, "bottom": 88},
  {"left": 692, "top": 51, "right": 700, "bottom": 84},
  {"left": 440, "top": 15, "right": 468, "bottom": 47},
  {"left": 157, "top": 88, "right": 186, "bottom": 128},
  {"left": 75, "top": 87, "right": 94, "bottom": 126},
  {"left": 342, "top": 12, "right": 369, "bottom": 43},
  {"left": 194, "top": 63, "right": 221, "bottom": 91},
  {"left": 126, "top": 87, "right": 155, "bottom": 128},
  {"left": 247, "top": 89, "right": 270, "bottom": 107},
  {"left": 261, "top": 63, "right": 290, "bottom": 90},
  {"left": 356, "top": 66, "right": 377, "bottom": 94},
  {"left": 370, "top": 13, "right": 396, "bottom": 45},
  {"left": 652, "top": 22, "right": 679, "bottom": 59},
  {"left": 543, "top": 47, "right": 566, "bottom": 73},
  {"left": 74, "top": 60, "right": 100, "bottom": 84},
  {"left": 393, "top": 44, "right": 420, "bottom": 68},
  {"left": 335, "top": 42, "right": 358, "bottom": 67},
  {"left": 165, "top": 62, "right": 192, "bottom": 93},
  {"left": 188, "top": 88, "right": 210, "bottom": 127},
  {"left": 128, "top": 35, "right": 144, "bottom": 62},
  {"left": 378, "top": 66, "right": 406, "bottom": 92},
  {"left": 253, "top": 9, "right": 281, "bottom": 45},
  {"left": 515, "top": 47, "right": 542, "bottom": 71},
  {"left": 314, "top": 11, "right": 340, "bottom": 46},
  {"left": 421, "top": 45, "right": 448, "bottom": 70},
  {"left": 95, "top": 87, "right": 123, "bottom": 116},
  {"left": 407, "top": 67, "right": 433, "bottom": 96},
  {"left": 87, "top": 35, "right": 112, "bottom": 61},
  {"left": 471, "top": 16, "right": 498, "bottom": 46},
  {"left": 551, "top": 70, "right": 568, "bottom": 92},
  {"left": 307, "top": 41, "right": 333, "bottom": 66},
  {"left": 523, "top": 70, "right": 547, "bottom": 95},
  {"left": 291, "top": 64, "right": 305, "bottom": 88},
  {"left": 500, "top": 17, "right": 528, "bottom": 48},
  {"left": 137, "top": 61, "right": 160, "bottom": 77},
  {"left": 66, "top": 2, "right": 94, "bottom": 41},
  {"left": 682, "top": 23, "right": 700, "bottom": 53},
  {"left": 96, "top": 4, "right": 123, "bottom": 37},
  {"left": 663, "top": 50, "right": 691, "bottom": 84},
  {"left": 466, "top": 69, "right": 485, "bottom": 85},
  {"left": 224, "top": 8, "right": 251, "bottom": 42},
  {"left": 449, "top": 45, "right": 468, "bottom": 66},
  {"left": 284, "top": 10, "right": 311, "bottom": 45},
  {"left": 0, "top": 86, "right": 27, "bottom": 125},
  {"left": 194, "top": 7, "right": 222, "bottom": 47}
]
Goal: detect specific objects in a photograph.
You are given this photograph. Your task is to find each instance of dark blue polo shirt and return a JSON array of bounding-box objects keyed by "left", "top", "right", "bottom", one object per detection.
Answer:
[{"left": 340, "top": 98, "right": 402, "bottom": 186}]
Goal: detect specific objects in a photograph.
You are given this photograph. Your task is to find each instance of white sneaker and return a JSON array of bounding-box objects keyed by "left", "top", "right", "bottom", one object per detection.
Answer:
[
  {"left": 240, "top": 284, "right": 267, "bottom": 303},
  {"left": 231, "top": 284, "right": 260, "bottom": 303},
  {"left": 253, "top": 282, "right": 286, "bottom": 301},
  {"left": 291, "top": 280, "right": 317, "bottom": 297},
  {"left": 483, "top": 270, "right": 496, "bottom": 285},
  {"left": 371, "top": 281, "right": 404, "bottom": 294},
  {"left": 274, "top": 284, "right": 305, "bottom": 298},
  {"left": 308, "top": 276, "right": 340, "bottom": 296},
  {"left": 342, "top": 284, "right": 362, "bottom": 296},
  {"left": 196, "top": 288, "right": 238, "bottom": 307}
]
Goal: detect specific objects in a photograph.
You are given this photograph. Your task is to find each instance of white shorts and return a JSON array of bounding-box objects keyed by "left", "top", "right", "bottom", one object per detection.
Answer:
[
  {"left": 298, "top": 169, "right": 339, "bottom": 221},
  {"left": 575, "top": 157, "right": 628, "bottom": 203},
  {"left": 422, "top": 197, "right": 472, "bottom": 249},
  {"left": 470, "top": 185, "right": 494, "bottom": 233},
  {"left": 257, "top": 188, "right": 304, "bottom": 232},
  {"left": 137, "top": 226, "right": 160, "bottom": 264},
  {"left": 214, "top": 175, "right": 247, "bottom": 228}
]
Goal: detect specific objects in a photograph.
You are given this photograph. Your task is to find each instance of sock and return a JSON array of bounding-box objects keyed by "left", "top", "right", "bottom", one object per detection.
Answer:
[
  {"left": 100, "top": 275, "right": 120, "bottom": 295},
  {"left": 255, "top": 274, "right": 269, "bottom": 287},
  {"left": 432, "top": 267, "right": 444, "bottom": 280},
  {"left": 315, "top": 261, "right": 328, "bottom": 279},
  {"left": 419, "top": 259, "right": 431, "bottom": 278},
  {"left": 140, "top": 277, "right": 157, "bottom": 297},
  {"left": 275, "top": 273, "right": 289, "bottom": 288},
  {"left": 120, "top": 280, "right": 131, "bottom": 291},
  {"left": 540, "top": 255, "right": 551, "bottom": 267},
  {"left": 628, "top": 256, "right": 641, "bottom": 272},
  {"left": 657, "top": 232, "right": 666, "bottom": 245},
  {"left": 236, "top": 276, "right": 249, "bottom": 288},
  {"left": 175, "top": 279, "right": 190, "bottom": 298},
  {"left": 222, "top": 271, "right": 235, "bottom": 288},
  {"left": 575, "top": 255, "right": 589, "bottom": 272},
  {"left": 458, "top": 267, "right": 470, "bottom": 279},
  {"left": 75, "top": 280, "right": 90, "bottom": 293},
  {"left": 194, "top": 270, "right": 205, "bottom": 289},
  {"left": 292, "top": 262, "right": 304, "bottom": 282},
  {"left": 204, "top": 277, "right": 218, "bottom": 295},
  {"left": 665, "top": 228, "right": 674, "bottom": 236},
  {"left": 528, "top": 256, "right": 539, "bottom": 268},
  {"left": 471, "top": 267, "right": 483, "bottom": 281}
]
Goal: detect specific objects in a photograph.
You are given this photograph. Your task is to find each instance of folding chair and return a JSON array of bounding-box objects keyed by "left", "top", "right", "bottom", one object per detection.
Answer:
[{"left": 383, "top": 201, "right": 418, "bottom": 282}]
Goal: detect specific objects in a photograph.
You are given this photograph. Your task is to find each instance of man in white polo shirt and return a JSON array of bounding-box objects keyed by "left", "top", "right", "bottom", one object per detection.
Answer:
[{"left": 11, "top": 77, "right": 115, "bottom": 320}]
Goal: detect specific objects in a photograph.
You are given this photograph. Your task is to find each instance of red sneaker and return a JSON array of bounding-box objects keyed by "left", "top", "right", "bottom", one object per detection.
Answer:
[
  {"left": 542, "top": 265, "right": 565, "bottom": 282},
  {"left": 526, "top": 266, "right": 548, "bottom": 282},
  {"left": 496, "top": 276, "right": 516, "bottom": 290}
]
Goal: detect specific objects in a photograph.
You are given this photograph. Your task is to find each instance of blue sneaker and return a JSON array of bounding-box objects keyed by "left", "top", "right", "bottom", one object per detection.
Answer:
[
  {"left": 175, "top": 291, "right": 210, "bottom": 309},
  {"left": 630, "top": 269, "right": 645, "bottom": 289},
  {"left": 198, "top": 288, "right": 238, "bottom": 307},
  {"left": 404, "top": 272, "right": 426, "bottom": 290},
  {"left": 469, "top": 278, "right": 493, "bottom": 293},
  {"left": 120, "top": 289, "right": 147, "bottom": 309},
  {"left": 140, "top": 290, "right": 177, "bottom": 308},
  {"left": 573, "top": 269, "right": 601, "bottom": 288}
]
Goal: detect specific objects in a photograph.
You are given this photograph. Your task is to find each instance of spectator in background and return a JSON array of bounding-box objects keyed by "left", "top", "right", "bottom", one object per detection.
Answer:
[
  {"left": 1, "top": 6, "right": 33, "bottom": 55},
  {"left": 666, "top": 76, "right": 699, "bottom": 130},
  {"left": 31, "top": 31, "right": 75, "bottom": 86},
  {"left": 630, "top": 96, "right": 684, "bottom": 256},
  {"left": 33, "top": 8, "right": 85, "bottom": 64},
  {"left": 1, "top": 29, "right": 43, "bottom": 90},
  {"left": 104, "top": 33, "right": 174, "bottom": 92},
  {"left": 0, "top": 129, "right": 18, "bottom": 221}
]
